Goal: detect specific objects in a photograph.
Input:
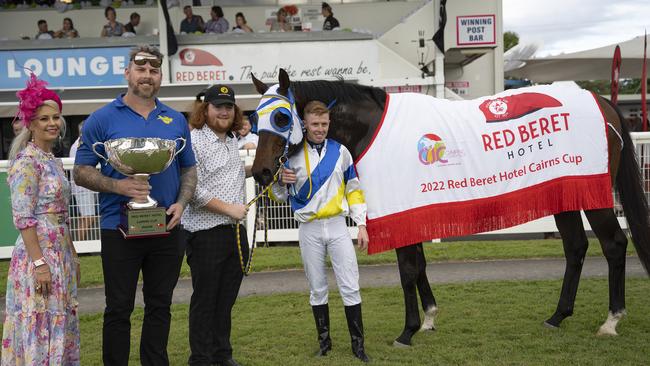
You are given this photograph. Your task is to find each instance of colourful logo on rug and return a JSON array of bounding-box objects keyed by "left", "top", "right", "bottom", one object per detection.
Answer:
[
  {"left": 479, "top": 93, "right": 563, "bottom": 123},
  {"left": 418, "top": 134, "right": 448, "bottom": 165}
]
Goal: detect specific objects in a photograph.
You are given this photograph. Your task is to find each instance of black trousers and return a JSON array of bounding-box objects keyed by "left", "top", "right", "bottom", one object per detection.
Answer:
[
  {"left": 101, "top": 228, "right": 186, "bottom": 366},
  {"left": 186, "top": 224, "right": 248, "bottom": 366}
]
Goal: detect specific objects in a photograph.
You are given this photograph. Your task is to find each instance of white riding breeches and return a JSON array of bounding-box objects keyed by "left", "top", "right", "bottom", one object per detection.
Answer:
[{"left": 298, "top": 216, "right": 362, "bottom": 306}]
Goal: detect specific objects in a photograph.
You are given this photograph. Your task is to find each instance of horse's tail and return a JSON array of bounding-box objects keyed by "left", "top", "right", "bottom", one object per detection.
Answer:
[{"left": 609, "top": 98, "right": 650, "bottom": 275}]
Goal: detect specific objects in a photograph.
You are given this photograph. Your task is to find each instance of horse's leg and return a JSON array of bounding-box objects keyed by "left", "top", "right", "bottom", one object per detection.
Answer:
[
  {"left": 545, "top": 211, "right": 589, "bottom": 328},
  {"left": 584, "top": 208, "right": 628, "bottom": 336},
  {"left": 394, "top": 244, "right": 421, "bottom": 347},
  {"left": 414, "top": 243, "right": 438, "bottom": 331}
]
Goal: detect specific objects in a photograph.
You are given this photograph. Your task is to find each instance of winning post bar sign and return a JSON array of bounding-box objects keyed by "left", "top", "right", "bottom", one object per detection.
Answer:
[{"left": 456, "top": 15, "right": 496, "bottom": 47}]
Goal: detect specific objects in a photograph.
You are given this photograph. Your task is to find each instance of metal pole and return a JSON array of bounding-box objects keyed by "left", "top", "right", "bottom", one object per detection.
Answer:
[
  {"left": 244, "top": 155, "right": 257, "bottom": 246},
  {"left": 494, "top": 0, "right": 504, "bottom": 93}
]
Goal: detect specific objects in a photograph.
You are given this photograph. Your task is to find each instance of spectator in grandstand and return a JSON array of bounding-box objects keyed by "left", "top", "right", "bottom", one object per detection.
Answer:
[
  {"left": 269, "top": 7, "right": 292, "bottom": 32},
  {"left": 124, "top": 12, "right": 140, "bottom": 35},
  {"left": 204, "top": 6, "right": 229, "bottom": 34},
  {"left": 100, "top": 6, "right": 124, "bottom": 37},
  {"left": 55, "top": 17, "right": 79, "bottom": 39},
  {"left": 180, "top": 5, "right": 205, "bottom": 34},
  {"left": 271, "top": 101, "right": 370, "bottom": 362},
  {"left": 237, "top": 116, "right": 258, "bottom": 149},
  {"left": 69, "top": 120, "right": 97, "bottom": 241},
  {"left": 232, "top": 12, "right": 253, "bottom": 33},
  {"left": 183, "top": 84, "right": 249, "bottom": 366},
  {"left": 35, "top": 19, "right": 55, "bottom": 40},
  {"left": 321, "top": 2, "right": 340, "bottom": 30},
  {"left": 2, "top": 74, "right": 80, "bottom": 365}
]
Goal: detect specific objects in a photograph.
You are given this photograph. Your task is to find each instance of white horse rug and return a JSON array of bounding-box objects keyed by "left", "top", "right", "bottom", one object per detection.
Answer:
[{"left": 355, "top": 84, "right": 613, "bottom": 254}]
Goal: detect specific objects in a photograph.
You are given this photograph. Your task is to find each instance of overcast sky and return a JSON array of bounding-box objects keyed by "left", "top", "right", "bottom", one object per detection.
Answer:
[{"left": 502, "top": 0, "right": 650, "bottom": 56}]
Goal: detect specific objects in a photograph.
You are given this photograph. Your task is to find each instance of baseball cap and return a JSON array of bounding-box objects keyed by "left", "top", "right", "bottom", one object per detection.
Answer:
[{"left": 204, "top": 84, "right": 235, "bottom": 106}]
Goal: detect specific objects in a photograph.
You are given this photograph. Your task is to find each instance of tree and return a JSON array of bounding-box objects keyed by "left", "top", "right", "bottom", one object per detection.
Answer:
[
  {"left": 504, "top": 31, "right": 519, "bottom": 52},
  {"left": 575, "top": 80, "right": 610, "bottom": 95},
  {"left": 576, "top": 78, "right": 648, "bottom": 95}
]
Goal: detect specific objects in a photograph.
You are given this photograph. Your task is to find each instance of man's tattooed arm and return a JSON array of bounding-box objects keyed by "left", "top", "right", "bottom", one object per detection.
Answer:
[{"left": 176, "top": 166, "right": 198, "bottom": 208}]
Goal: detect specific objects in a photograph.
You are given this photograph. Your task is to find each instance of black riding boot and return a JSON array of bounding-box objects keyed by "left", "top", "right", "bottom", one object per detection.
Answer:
[
  {"left": 312, "top": 304, "right": 332, "bottom": 356},
  {"left": 344, "top": 304, "right": 370, "bottom": 363}
]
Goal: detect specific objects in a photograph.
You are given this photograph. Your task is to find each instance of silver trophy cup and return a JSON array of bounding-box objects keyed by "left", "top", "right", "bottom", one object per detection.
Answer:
[{"left": 92, "top": 137, "right": 186, "bottom": 238}]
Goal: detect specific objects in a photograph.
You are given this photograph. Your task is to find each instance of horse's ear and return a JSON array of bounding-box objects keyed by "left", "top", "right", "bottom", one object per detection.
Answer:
[
  {"left": 251, "top": 73, "right": 269, "bottom": 94},
  {"left": 278, "top": 68, "right": 291, "bottom": 95}
]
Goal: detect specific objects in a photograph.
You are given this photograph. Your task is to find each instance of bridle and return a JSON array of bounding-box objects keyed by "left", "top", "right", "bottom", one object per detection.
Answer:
[{"left": 249, "top": 88, "right": 304, "bottom": 165}]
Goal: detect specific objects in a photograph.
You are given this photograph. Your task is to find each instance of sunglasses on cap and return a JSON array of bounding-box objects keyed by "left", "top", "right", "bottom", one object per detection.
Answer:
[{"left": 132, "top": 54, "right": 162, "bottom": 68}]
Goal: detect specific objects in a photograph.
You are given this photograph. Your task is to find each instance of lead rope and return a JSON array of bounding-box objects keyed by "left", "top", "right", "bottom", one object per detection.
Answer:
[
  {"left": 235, "top": 159, "right": 284, "bottom": 275},
  {"left": 263, "top": 194, "right": 270, "bottom": 248}
]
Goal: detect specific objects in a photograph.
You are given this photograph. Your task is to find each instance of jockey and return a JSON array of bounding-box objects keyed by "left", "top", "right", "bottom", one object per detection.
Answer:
[{"left": 271, "top": 100, "right": 370, "bottom": 362}]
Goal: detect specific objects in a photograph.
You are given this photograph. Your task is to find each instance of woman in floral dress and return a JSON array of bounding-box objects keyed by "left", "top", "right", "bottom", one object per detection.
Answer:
[{"left": 2, "top": 75, "right": 80, "bottom": 365}]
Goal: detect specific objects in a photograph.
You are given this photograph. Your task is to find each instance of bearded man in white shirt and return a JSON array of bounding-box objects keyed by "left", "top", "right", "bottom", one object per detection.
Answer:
[{"left": 182, "top": 84, "right": 251, "bottom": 366}]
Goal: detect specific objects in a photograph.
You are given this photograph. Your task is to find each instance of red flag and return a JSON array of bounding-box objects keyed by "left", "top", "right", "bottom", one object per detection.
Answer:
[
  {"left": 643, "top": 32, "right": 647, "bottom": 131},
  {"left": 611, "top": 45, "right": 621, "bottom": 105}
]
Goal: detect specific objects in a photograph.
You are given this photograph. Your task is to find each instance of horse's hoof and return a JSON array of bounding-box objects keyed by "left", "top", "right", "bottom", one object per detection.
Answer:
[
  {"left": 596, "top": 327, "right": 618, "bottom": 336},
  {"left": 419, "top": 320, "right": 436, "bottom": 332},
  {"left": 596, "top": 310, "right": 624, "bottom": 336},
  {"left": 393, "top": 340, "right": 411, "bottom": 348},
  {"left": 420, "top": 306, "right": 438, "bottom": 331},
  {"left": 543, "top": 321, "right": 559, "bottom": 329}
]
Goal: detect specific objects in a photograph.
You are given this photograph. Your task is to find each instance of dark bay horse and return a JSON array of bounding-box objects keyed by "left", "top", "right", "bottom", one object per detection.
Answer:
[{"left": 250, "top": 69, "right": 650, "bottom": 346}]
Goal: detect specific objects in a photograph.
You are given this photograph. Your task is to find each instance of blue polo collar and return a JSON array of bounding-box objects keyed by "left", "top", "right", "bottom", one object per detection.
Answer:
[{"left": 113, "top": 94, "right": 167, "bottom": 113}]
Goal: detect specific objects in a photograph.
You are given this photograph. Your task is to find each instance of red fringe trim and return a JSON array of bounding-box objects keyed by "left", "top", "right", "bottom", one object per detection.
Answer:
[{"left": 367, "top": 174, "right": 613, "bottom": 254}]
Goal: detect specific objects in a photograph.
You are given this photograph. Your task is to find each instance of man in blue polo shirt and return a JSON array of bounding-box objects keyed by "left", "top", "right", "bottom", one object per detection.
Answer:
[{"left": 73, "top": 45, "right": 197, "bottom": 366}]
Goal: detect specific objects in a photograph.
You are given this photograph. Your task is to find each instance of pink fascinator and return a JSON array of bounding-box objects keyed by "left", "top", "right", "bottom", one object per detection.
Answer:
[{"left": 15, "top": 74, "right": 62, "bottom": 127}]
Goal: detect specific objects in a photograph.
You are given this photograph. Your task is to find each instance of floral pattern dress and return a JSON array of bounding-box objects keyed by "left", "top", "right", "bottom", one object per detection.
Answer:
[{"left": 2, "top": 142, "right": 80, "bottom": 365}]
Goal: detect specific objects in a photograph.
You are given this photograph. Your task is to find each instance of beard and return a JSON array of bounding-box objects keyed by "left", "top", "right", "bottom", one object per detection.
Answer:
[
  {"left": 129, "top": 78, "right": 160, "bottom": 99},
  {"left": 207, "top": 116, "right": 233, "bottom": 133}
]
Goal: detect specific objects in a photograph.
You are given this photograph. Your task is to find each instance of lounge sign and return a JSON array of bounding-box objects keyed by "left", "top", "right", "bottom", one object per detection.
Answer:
[
  {"left": 0, "top": 47, "right": 131, "bottom": 89},
  {"left": 170, "top": 40, "right": 378, "bottom": 84}
]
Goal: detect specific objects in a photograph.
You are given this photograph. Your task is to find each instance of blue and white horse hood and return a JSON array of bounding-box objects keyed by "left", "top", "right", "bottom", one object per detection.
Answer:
[{"left": 252, "top": 84, "right": 304, "bottom": 147}]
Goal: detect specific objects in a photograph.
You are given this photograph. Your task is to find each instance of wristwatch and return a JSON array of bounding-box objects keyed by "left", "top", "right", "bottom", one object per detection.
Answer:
[{"left": 33, "top": 258, "right": 47, "bottom": 268}]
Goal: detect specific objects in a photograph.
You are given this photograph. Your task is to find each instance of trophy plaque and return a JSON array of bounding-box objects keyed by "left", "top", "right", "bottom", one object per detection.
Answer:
[{"left": 92, "top": 137, "right": 186, "bottom": 239}]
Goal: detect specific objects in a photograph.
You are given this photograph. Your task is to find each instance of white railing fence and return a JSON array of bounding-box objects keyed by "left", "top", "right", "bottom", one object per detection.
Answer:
[{"left": 1, "top": 132, "right": 650, "bottom": 257}]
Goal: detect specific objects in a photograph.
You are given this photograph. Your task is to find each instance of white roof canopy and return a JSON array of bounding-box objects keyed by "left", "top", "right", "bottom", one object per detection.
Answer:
[{"left": 506, "top": 35, "right": 648, "bottom": 82}]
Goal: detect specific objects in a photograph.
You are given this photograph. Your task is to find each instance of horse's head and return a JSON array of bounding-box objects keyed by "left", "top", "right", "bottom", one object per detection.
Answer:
[{"left": 250, "top": 69, "right": 304, "bottom": 186}]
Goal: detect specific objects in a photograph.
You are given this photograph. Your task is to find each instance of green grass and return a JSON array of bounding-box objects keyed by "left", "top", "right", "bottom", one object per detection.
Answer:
[
  {"left": 73, "top": 278, "right": 650, "bottom": 365},
  {"left": 0, "top": 238, "right": 638, "bottom": 294}
]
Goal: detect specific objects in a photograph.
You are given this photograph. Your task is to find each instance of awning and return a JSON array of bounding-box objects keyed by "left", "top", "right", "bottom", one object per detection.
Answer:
[{"left": 506, "top": 35, "right": 647, "bottom": 82}]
